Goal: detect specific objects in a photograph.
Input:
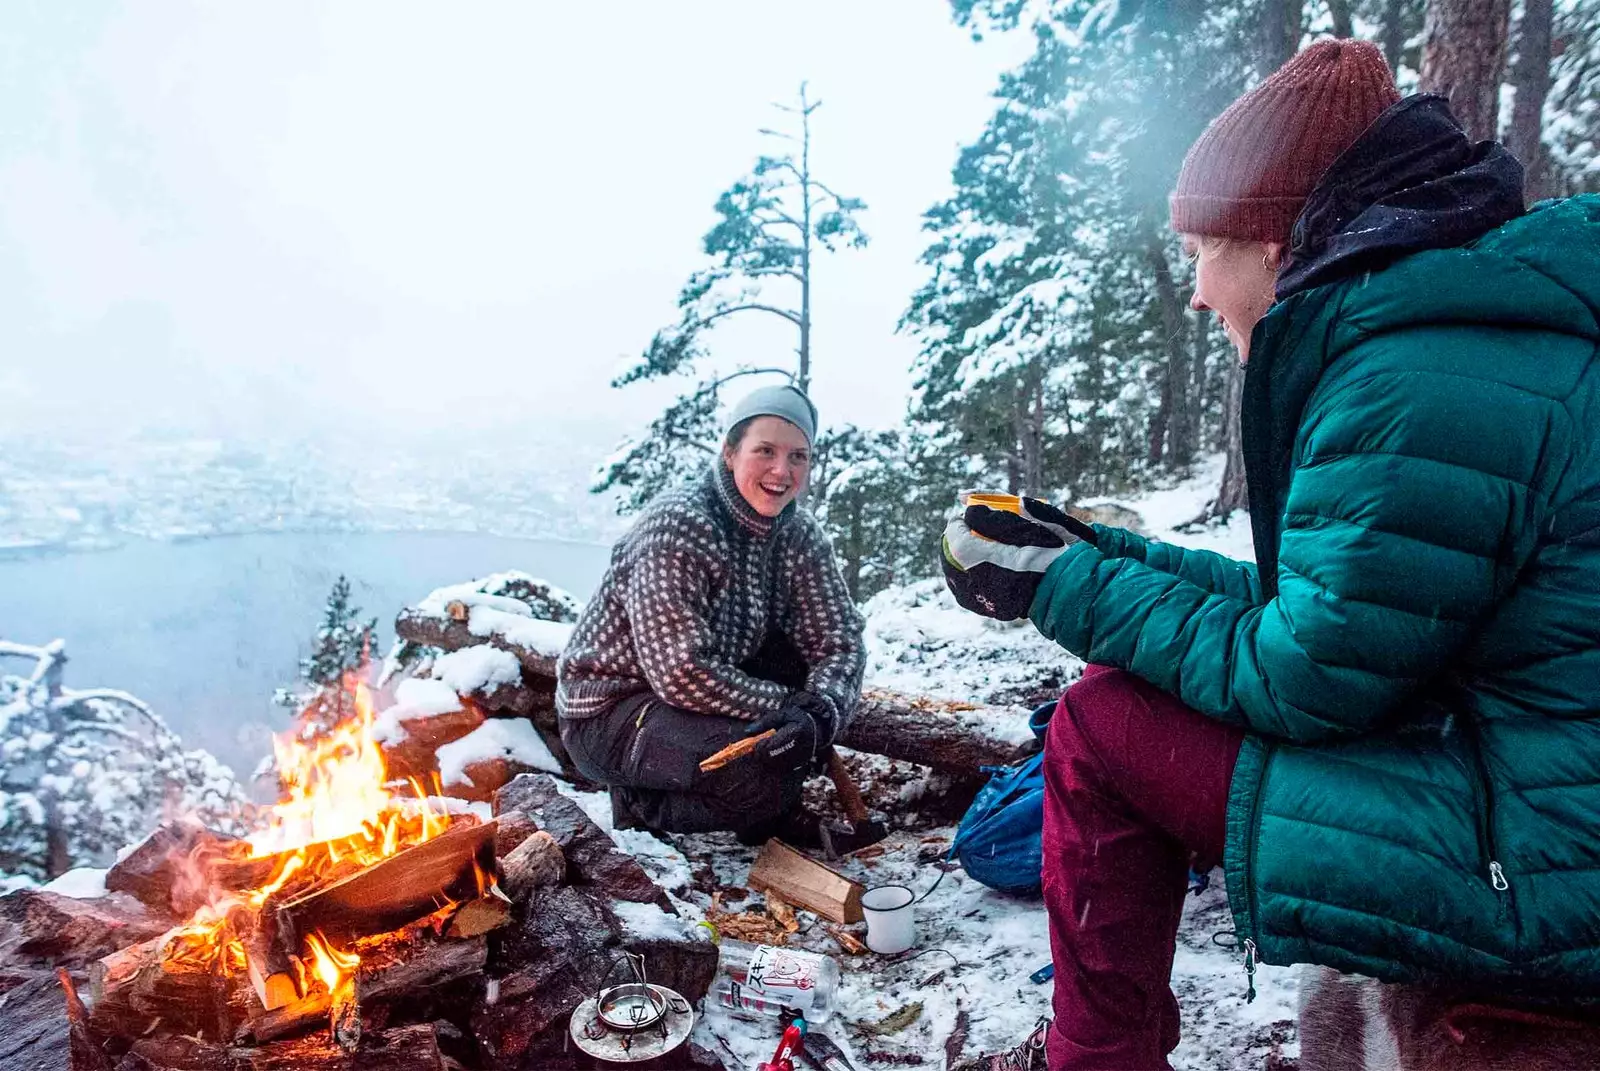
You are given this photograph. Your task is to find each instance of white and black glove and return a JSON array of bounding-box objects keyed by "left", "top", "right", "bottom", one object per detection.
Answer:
[{"left": 941, "top": 498, "right": 1094, "bottom": 621}]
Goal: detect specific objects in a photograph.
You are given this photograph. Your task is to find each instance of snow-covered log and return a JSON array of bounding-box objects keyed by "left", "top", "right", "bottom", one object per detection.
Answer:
[{"left": 836, "top": 688, "right": 1036, "bottom": 776}]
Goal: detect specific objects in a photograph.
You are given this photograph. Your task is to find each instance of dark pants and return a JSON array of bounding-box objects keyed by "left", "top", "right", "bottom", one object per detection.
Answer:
[
  {"left": 560, "top": 693, "right": 806, "bottom": 835},
  {"left": 1042, "top": 665, "right": 1245, "bottom": 1070}
]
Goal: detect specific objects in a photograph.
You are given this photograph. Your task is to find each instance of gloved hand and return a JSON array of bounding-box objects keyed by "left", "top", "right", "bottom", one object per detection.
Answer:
[
  {"left": 745, "top": 691, "right": 835, "bottom": 773},
  {"left": 941, "top": 498, "right": 1094, "bottom": 621}
]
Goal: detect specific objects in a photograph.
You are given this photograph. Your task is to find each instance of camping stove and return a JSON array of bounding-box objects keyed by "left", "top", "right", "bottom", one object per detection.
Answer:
[{"left": 569, "top": 952, "right": 696, "bottom": 1064}]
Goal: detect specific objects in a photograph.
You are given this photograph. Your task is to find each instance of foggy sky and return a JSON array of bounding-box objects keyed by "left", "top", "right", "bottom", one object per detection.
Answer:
[{"left": 0, "top": 2, "right": 1027, "bottom": 458}]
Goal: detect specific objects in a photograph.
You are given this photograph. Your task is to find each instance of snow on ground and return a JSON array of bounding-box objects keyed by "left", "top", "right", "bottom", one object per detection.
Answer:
[
  {"left": 547, "top": 459, "right": 1296, "bottom": 1070},
  {"left": 42, "top": 866, "right": 109, "bottom": 899}
]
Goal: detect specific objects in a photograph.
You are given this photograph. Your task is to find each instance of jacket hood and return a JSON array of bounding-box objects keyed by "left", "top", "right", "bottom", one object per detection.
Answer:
[{"left": 1277, "top": 94, "right": 1525, "bottom": 300}]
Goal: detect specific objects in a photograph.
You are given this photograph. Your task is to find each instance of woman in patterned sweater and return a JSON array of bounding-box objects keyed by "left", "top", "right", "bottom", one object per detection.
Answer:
[{"left": 556, "top": 385, "right": 866, "bottom": 845}]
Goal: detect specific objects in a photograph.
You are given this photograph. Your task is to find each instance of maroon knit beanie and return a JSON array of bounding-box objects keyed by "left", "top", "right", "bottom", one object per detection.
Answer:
[{"left": 1170, "top": 39, "right": 1401, "bottom": 242}]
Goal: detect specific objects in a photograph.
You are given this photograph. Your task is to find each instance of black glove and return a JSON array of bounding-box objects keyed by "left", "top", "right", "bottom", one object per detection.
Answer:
[
  {"left": 745, "top": 691, "right": 835, "bottom": 773},
  {"left": 941, "top": 497, "right": 1094, "bottom": 621}
]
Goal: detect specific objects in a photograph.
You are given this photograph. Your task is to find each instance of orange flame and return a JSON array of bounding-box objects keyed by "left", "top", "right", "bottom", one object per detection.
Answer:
[
  {"left": 177, "top": 670, "right": 461, "bottom": 997},
  {"left": 304, "top": 931, "right": 361, "bottom": 994}
]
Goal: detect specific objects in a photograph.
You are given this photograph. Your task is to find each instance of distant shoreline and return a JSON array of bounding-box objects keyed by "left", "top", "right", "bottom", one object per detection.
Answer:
[{"left": 0, "top": 526, "right": 615, "bottom": 563}]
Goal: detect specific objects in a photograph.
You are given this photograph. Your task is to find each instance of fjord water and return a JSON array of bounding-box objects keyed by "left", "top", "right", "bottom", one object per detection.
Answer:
[{"left": 0, "top": 531, "right": 612, "bottom": 776}]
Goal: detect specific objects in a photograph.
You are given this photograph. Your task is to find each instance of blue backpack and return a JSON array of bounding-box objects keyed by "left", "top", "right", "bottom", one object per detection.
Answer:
[
  {"left": 950, "top": 699, "right": 1212, "bottom": 898},
  {"left": 949, "top": 701, "right": 1055, "bottom": 895}
]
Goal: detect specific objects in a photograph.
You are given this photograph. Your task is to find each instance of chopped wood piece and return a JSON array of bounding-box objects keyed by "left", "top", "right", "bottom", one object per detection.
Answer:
[
  {"left": 698, "top": 730, "right": 774, "bottom": 772},
  {"left": 238, "top": 937, "right": 486, "bottom": 1044},
  {"left": 498, "top": 830, "right": 564, "bottom": 899},
  {"left": 89, "top": 928, "right": 225, "bottom": 1039},
  {"left": 446, "top": 600, "right": 469, "bottom": 622},
  {"left": 58, "top": 967, "right": 113, "bottom": 1071},
  {"left": 765, "top": 895, "right": 799, "bottom": 934},
  {"left": 244, "top": 990, "right": 331, "bottom": 1044},
  {"left": 825, "top": 925, "right": 867, "bottom": 955},
  {"left": 747, "top": 840, "right": 864, "bottom": 924},
  {"left": 444, "top": 895, "right": 512, "bottom": 939},
  {"left": 273, "top": 821, "right": 496, "bottom": 951},
  {"left": 395, "top": 609, "right": 558, "bottom": 678},
  {"left": 331, "top": 979, "right": 361, "bottom": 1053},
  {"left": 493, "top": 810, "right": 538, "bottom": 858},
  {"left": 105, "top": 818, "right": 246, "bottom": 917}
]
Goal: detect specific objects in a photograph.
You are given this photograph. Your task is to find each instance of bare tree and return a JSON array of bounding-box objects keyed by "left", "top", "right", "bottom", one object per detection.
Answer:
[
  {"left": 1419, "top": 0, "right": 1513, "bottom": 141},
  {"left": 1505, "top": 0, "right": 1555, "bottom": 201}
]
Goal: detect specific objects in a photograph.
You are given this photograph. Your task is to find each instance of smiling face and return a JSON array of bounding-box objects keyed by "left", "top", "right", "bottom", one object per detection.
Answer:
[
  {"left": 723, "top": 415, "right": 811, "bottom": 517},
  {"left": 1185, "top": 234, "right": 1284, "bottom": 363}
]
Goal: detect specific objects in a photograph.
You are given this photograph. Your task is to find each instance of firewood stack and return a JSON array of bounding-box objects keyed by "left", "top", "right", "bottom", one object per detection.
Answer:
[{"left": 0, "top": 775, "right": 725, "bottom": 1070}]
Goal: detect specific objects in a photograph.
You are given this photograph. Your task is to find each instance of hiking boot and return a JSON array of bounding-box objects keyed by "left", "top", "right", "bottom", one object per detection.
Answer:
[
  {"left": 609, "top": 786, "right": 646, "bottom": 832},
  {"left": 983, "top": 1016, "right": 1050, "bottom": 1071}
]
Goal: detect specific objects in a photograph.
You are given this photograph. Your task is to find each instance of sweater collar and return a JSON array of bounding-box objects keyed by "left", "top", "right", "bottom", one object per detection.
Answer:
[{"left": 710, "top": 462, "right": 789, "bottom": 539}]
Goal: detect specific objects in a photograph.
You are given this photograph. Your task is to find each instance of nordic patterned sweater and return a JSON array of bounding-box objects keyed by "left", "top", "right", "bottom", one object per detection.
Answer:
[{"left": 555, "top": 463, "right": 865, "bottom": 727}]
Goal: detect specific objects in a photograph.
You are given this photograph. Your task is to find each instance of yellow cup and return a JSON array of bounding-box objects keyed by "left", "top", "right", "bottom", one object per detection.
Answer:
[{"left": 959, "top": 491, "right": 1025, "bottom": 515}]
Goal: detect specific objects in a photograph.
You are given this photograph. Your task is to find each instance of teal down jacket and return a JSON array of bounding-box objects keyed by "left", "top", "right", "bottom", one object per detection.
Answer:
[{"left": 1030, "top": 195, "right": 1600, "bottom": 997}]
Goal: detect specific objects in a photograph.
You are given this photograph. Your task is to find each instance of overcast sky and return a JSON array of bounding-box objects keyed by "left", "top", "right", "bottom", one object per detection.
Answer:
[{"left": 1, "top": 2, "right": 1028, "bottom": 457}]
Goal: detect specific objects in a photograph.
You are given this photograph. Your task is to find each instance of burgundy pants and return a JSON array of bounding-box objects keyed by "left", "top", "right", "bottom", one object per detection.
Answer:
[{"left": 1042, "top": 665, "right": 1245, "bottom": 1070}]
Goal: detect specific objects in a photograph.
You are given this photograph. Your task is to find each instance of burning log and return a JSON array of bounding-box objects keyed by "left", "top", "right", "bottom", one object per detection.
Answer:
[
  {"left": 89, "top": 927, "right": 229, "bottom": 1040},
  {"left": 272, "top": 820, "right": 497, "bottom": 952},
  {"left": 106, "top": 818, "right": 248, "bottom": 917},
  {"left": 837, "top": 688, "right": 1037, "bottom": 776},
  {"left": 498, "top": 829, "right": 565, "bottom": 899},
  {"left": 239, "top": 936, "right": 487, "bottom": 1044}
]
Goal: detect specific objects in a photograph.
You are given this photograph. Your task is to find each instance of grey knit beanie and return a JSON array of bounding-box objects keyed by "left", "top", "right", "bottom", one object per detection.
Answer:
[{"left": 724, "top": 384, "right": 818, "bottom": 446}]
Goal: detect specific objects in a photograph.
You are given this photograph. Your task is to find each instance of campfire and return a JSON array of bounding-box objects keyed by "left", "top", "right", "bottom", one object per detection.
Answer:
[{"left": 80, "top": 678, "right": 510, "bottom": 1059}]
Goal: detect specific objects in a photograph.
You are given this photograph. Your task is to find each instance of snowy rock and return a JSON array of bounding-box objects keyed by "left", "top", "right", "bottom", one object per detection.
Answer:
[{"left": 494, "top": 775, "right": 665, "bottom": 907}]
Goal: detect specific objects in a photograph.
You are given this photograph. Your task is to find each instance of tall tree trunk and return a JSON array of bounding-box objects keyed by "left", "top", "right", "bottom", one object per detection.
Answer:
[
  {"left": 1327, "top": 0, "right": 1354, "bottom": 39},
  {"left": 1420, "top": 0, "right": 1512, "bottom": 142},
  {"left": 1259, "top": 0, "right": 1305, "bottom": 76},
  {"left": 1006, "top": 387, "right": 1024, "bottom": 495},
  {"left": 1505, "top": 0, "right": 1554, "bottom": 202},
  {"left": 1191, "top": 308, "right": 1212, "bottom": 446},
  {"left": 1021, "top": 363, "right": 1045, "bottom": 497},
  {"left": 1146, "top": 238, "right": 1194, "bottom": 469},
  {"left": 1381, "top": 0, "right": 1411, "bottom": 73},
  {"left": 797, "top": 86, "right": 814, "bottom": 394},
  {"left": 1213, "top": 360, "right": 1250, "bottom": 516}
]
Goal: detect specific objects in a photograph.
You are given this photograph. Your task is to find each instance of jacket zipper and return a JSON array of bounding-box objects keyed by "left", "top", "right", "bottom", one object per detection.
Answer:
[
  {"left": 1456, "top": 715, "right": 1512, "bottom": 899},
  {"left": 1240, "top": 742, "right": 1273, "bottom": 1002},
  {"left": 625, "top": 700, "right": 655, "bottom": 774}
]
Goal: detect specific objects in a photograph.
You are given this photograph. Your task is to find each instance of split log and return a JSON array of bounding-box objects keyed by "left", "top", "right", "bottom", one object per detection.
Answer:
[
  {"left": 393, "top": 610, "right": 559, "bottom": 679},
  {"left": 238, "top": 937, "right": 487, "bottom": 1044},
  {"left": 123, "top": 1021, "right": 447, "bottom": 1070},
  {"left": 106, "top": 819, "right": 251, "bottom": 917},
  {"left": 272, "top": 821, "right": 496, "bottom": 951},
  {"left": 0, "top": 889, "right": 170, "bottom": 969},
  {"left": 493, "top": 811, "right": 538, "bottom": 858},
  {"left": 58, "top": 968, "right": 113, "bottom": 1071},
  {"left": 498, "top": 830, "right": 565, "bottom": 899},
  {"left": 89, "top": 928, "right": 224, "bottom": 1039},
  {"left": 444, "top": 895, "right": 512, "bottom": 940},
  {"left": 746, "top": 839, "right": 864, "bottom": 924},
  {"left": 836, "top": 688, "right": 1036, "bottom": 776}
]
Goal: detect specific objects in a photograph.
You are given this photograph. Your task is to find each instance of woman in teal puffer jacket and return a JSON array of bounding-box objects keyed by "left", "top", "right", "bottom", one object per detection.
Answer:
[{"left": 943, "top": 39, "right": 1600, "bottom": 1071}]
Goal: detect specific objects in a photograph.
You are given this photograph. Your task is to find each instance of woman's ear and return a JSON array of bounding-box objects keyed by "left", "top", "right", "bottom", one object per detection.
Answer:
[{"left": 1264, "top": 240, "right": 1286, "bottom": 273}]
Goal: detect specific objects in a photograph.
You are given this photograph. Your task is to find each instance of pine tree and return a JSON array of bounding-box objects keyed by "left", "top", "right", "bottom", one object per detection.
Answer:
[
  {"left": 0, "top": 640, "right": 248, "bottom": 880},
  {"left": 594, "top": 84, "right": 868, "bottom": 514},
  {"left": 275, "top": 575, "right": 378, "bottom": 730}
]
